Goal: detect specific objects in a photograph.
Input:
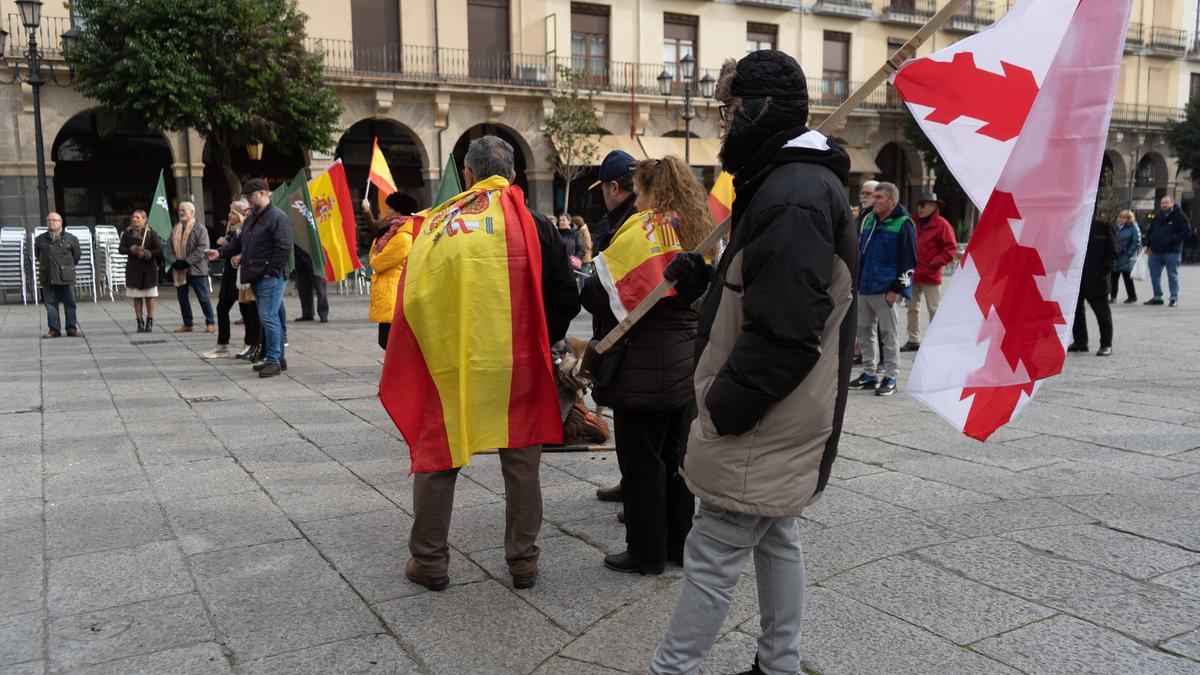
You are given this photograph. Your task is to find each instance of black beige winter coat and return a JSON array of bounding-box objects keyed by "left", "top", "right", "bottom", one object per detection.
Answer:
[
  {"left": 118, "top": 227, "right": 163, "bottom": 290},
  {"left": 34, "top": 230, "right": 81, "bottom": 286},
  {"left": 681, "top": 128, "right": 858, "bottom": 517}
]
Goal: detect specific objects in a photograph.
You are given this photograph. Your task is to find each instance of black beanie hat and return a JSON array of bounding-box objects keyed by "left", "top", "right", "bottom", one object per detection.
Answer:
[{"left": 730, "top": 50, "right": 809, "bottom": 109}]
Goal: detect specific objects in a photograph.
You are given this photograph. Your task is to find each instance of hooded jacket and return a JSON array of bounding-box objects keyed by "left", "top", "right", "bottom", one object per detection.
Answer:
[
  {"left": 680, "top": 128, "right": 858, "bottom": 517},
  {"left": 914, "top": 208, "right": 958, "bottom": 286},
  {"left": 859, "top": 204, "right": 917, "bottom": 298},
  {"left": 1144, "top": 205, "right": 1192, "bottom": 254}
]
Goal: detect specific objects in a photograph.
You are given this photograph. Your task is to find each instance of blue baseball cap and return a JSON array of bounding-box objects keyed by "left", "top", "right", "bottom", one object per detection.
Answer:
[{"left": 589, "top": 150, "right": 637, "bottom": 189}]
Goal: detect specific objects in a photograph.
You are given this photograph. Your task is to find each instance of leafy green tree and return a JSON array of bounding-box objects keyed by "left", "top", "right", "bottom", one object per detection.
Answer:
[
  {"left": 545, "top": 66, "right": 600, "bottom": 214},
  {"left": 1166, "top": 94, "right": 1200, "bottom": 180},
  {"left": 68, "top": 0, "right": 341, "bottom": 201}
]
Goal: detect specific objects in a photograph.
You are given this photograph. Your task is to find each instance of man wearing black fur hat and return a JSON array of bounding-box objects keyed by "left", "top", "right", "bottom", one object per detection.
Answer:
[{"left": 649, "top": 50, "right": 858, "bottom": 675}]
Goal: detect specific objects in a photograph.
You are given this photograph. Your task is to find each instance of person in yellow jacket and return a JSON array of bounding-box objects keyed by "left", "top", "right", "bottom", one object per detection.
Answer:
[{"left": 367, "top": 192, "right": 419, "bottom": 349}]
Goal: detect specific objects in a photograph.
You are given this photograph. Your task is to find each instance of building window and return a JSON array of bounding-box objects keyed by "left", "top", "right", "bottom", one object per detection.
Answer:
[
  {"left": 886, "top": 37, "right": 906, "bottom": 105},
  {"left": 663, "top": 13, "right": 699, "bottom": 83},
  {"left": 468, "top": 0, "right": 512, "bottom": 79},
  {"left": 571, "top": 3, "right": 610, "bottom": 83},
  {"left": 746, "top": 22, "right": 777, "bottom": 54},
  {"left": 350, "top": 0, "right": 401, "bottom": 73},
  {"left": 1191, "top": 73, "right": 1200, "bottom": 103},
  {"left": 823, "top": 31, "right": 851, "bottom": 98}
]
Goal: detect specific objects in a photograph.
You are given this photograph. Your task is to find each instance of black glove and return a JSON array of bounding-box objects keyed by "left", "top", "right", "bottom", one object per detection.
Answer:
[
  {"left": 664, "top": 251, "right": 713, "bottom": 303},
  {"left": 171, "top": 260, "right": 190, "bottom": 271}
]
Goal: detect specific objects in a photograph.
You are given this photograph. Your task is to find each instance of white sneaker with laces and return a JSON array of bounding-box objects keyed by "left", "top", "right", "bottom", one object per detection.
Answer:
[{"left": 203, "top": 346, "right": 230, "bottom": 359}]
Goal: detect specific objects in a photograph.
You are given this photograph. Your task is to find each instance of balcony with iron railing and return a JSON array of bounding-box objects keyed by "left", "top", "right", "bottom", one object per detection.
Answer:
[
  {"left": 946, "top": 1, "right": 994, "bottom": 33},
  {"left": 1190, "top": 35, "right": 1200, "bottom": 60},
  {"left": 1147, "top": 26, "right": 1187, "bottom": 56},
  {"left": 1109, "top": 103, "right": 1185, "bottom": 130},
  {"left": 880, "top": 0, "right": 936, "bottom": 25},
  {"left": 811, "top": 0, "right": 876, "bottom": 20},
  {"left": 732, "top": 0, "right": 804, "bottom": 8},
  {"left": 4, "top": 14, "right": 72, "bottom": 58},
  {"left": 1125, "top": 23, "right": 1144, "bottom": 52},
  {"left": 809, "top": 78, "right": 905, "bottom": 111}
]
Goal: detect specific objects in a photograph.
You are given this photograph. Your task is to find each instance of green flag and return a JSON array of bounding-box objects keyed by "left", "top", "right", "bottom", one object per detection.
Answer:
[
  {"left": 433, "top": 154, "right": 463, "bottom": 207},
  {"left": 147, "top": 170, "right": 172, "bottom": 242},
  {"left": 273, "top": 170, "right": 326, "bottom": 273}
]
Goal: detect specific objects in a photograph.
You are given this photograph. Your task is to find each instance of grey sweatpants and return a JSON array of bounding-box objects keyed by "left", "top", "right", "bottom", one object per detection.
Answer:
[
  {"left": 648, "top": 503, "right": 805, "bottom": 675},
  {"left": 857, "top": 293, "right": 901, "bottom": 380}
]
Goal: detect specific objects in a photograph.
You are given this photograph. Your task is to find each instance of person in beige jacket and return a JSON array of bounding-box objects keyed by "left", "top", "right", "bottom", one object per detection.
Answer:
[{"left": 648, "top": 50, "right": 859, "bottom": 675}]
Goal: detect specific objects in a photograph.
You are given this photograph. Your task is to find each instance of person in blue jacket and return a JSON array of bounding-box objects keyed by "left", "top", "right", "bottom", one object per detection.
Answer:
[
  {"left": 1143, "top": 195, "right": 1192, "bottom": 307},
  {"left": 1110, "top": 209, "right": 1141, "bottom": 304},
  {"left": 849, "top": 181, "right": 917, "bottom": 397}
]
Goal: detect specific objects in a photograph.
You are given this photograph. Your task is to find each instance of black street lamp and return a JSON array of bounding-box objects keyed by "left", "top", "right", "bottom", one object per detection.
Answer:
[
  {"left": 2, "top": 0, "right": 78, "bottom": 227},
  {"left": 657, "top": 54, "right": 715, "bottom": 166}
]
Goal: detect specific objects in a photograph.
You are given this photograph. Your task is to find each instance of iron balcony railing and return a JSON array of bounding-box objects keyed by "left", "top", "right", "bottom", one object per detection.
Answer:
[
  {"left": 1148, "top": 26, "right": 1187, "bottom": 54},
  {"left": 1190, "top": 35, "right": 1200, "bottom": 59},
  {"left": 809, "top": 78, "right": 905, "bottom": 110},
  {"left": 947, "top": 0, "right": 994, "bottom": 32},
  {"left": 881, "top": 0, "right": 936, "bottom": 24},
  {"left": 1109, "top": 103, "right": 1185, "bottom": 130},
  {"left": 4, "top": 14, "right": 72, "bottom": 57},
  {"left": 811, "top": 0, "right": 876, "bottom": 18},
  {"left": 1126, "top": 23, "right": 1145, "bottom": 50}
]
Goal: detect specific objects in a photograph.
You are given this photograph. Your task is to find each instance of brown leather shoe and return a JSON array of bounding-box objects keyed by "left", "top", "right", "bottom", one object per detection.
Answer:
[
  {"left": 596, "top": 484, "right": 623, "bottom": 502},
  {"left": 512, "top": 567, "right": 538, "bottom": 590},
  {"left": 174, "top": 325, "right": 193, "bottom": 333},
  {"left": 66, "top": 330, "right": 83, "bottom": 338},
  {"left": 41, "top": 330, "right": 61, "bottom": 339},
  {"left": 205, "top": 324, "right": 216, "bottom": 333},
  {"left": 405, "top": 558, "right": 449, "bottom": 591}
]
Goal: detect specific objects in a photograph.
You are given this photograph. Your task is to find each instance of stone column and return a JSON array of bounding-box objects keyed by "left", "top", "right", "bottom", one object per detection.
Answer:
[
  {"left": 420, "top": 166, "right": 441, "bottom": 209},
  {"left": 526, "top": 169, "right": 555, "bottom": 215}
]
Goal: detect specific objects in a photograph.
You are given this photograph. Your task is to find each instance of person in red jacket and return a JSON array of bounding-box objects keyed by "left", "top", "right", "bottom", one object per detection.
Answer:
[{"left": 902, "top": 192, "right": 959, "bottom": 351}]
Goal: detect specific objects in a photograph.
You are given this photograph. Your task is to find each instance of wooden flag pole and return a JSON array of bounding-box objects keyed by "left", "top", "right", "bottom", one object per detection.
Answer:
[{"left": 579, "top": 0, "right": 968, "bottom": 376}]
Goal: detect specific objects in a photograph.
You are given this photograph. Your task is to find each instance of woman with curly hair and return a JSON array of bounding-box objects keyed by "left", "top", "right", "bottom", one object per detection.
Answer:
[{"left": 580, "top": 155, "right": 716, "bottom": 575}]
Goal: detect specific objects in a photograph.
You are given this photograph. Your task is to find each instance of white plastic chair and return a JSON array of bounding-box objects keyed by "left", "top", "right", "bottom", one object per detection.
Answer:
[
  {"left": 0, "top": 227, "right": 28, "bottom": 304},
  {"left": 94, "top": 225, "right": 126, "bottom": 301},
  {"left": 66, "top": 226, "right": 99, "bottom": 303}
]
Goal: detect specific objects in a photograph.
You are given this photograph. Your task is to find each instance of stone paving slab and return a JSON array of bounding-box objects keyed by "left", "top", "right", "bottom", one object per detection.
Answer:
[
  {"left": 974, "top": 615, "right": 1200, "bottom": 674},
  {"left": 6, "top": 275, "right": 1200, "bottom": 673}
]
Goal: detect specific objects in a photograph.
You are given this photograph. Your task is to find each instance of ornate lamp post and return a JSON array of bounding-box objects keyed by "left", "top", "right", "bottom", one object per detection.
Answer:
[
  {"left": 657, "top": 54, "right": 715, "bottom": 166},
  {"left": 1, "top": 0, "right": 79, "bottom": 225}
]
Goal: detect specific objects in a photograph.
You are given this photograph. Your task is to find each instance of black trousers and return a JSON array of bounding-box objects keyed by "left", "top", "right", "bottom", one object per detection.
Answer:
[
  {"left": 295, "top": 255, "right": 329, "bottom": 320},
  {"left": 1072, "top": 292, "right": 1113, "bottom": 349},
  {"left": 378, "top": 323, "right": 391, "bottom": 350},
  {"left": 613, "top": 407, "right": 695, "bottom": 564},
  {"left": 240, "top": 301, "right": 262, "bottom": 346},
  {"left": 1109, "top": 270, "right": 1136, "bottom": 301}
]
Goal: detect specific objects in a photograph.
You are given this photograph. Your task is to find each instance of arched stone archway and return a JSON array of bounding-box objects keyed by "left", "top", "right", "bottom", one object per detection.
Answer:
[
  {"left": 336, "top": 118, "right": 428, "bottom": 208},
  {"left": 451, "top": 124, "right": 531, "bottom": 202},
  {"left": 201, "top": 140, "right": 305, "bottom": 228},
  {"left": 874, "top": 141, "right": 920, "bottom": 206},
  {"left": 51, "top": 109, "right": 175, "bottom": 229}
]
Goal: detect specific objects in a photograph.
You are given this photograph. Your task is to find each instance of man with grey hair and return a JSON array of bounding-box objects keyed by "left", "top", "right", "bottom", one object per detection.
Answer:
[
  {"left": 849, "top": 181, "right": 917, "bottom": 396},
  {"left": 168, "top": 200, "right": 215, "bottom": 333},
  {"left": 35, "top": 212, "right": 82, "bottom": 337},
  {"left": 395, "top": 135, "right": 579, "bottom": 593},
  {"left": 856, "top": 179, "right": 879, "bottom": 228}
]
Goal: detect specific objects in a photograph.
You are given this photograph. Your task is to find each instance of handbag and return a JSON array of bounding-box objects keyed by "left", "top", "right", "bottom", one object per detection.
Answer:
[
  {"left": 236, "top": 267, "right": 256, "bottom": 302},
  {"left": 1132, "top": 254, "right": 1148, "bottom": 282}
]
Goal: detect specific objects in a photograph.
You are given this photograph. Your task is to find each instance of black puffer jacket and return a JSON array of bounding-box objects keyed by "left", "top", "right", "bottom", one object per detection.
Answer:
[
  {"left": 1079, "top": 218, "right": 1118, "bottom": 297},
  {"left": 581, "top": 276, "right": 697, "bottom": 412},
  {"left": 1145, "top": 205, "right": 1192, "bottom": 254},
  {"left": 219, "top": 204, "right": 292, "bottom": 284}
]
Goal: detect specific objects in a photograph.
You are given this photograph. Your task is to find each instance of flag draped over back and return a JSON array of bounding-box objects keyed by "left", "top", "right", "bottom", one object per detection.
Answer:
[
  {"left": 379, "top": 176, "right": 562, "bottom": 472},
  {"left": 707, "top": 172, "right": 735, "bottom": 224},
  {"left": 893, "top": 0, "right": 1132, "bottom": 440},
  {"left": 147, "top": 170, "right": 172, "bottom": 243},
  {"left": 593, "top": 209, "right": 683, "bottom": 322},
  {"left": 272, "top": 169, "right": 326, "bottom": 273},
  {"left": 307, "top": 160, "right": 362, "bottom": 282}
]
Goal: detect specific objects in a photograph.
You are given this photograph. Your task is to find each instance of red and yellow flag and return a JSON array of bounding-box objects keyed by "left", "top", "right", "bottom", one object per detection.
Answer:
[
  {"left": 707, "top": 171, "right": 735, "bottom": 223},
  {"left": 369, "top": 138, "right": 398, "bottom": 197},
  {"left": 593, "top": 209, "right": 683, "bottom": 322},
  {"left": 307, "top": 160, "right": 362, "bottom": 282},
  {"left": 379, "top": 176, "right": 562, "bottom": 472}
]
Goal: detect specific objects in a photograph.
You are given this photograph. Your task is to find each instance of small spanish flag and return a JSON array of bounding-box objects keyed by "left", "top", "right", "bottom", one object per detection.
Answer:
[
  {"left": 593, "top": 210, "right": 683, "bottom": 322},
  {"left": 307, "top": 160, "right": 362, "bottom": 282},
  {"left": 369, "top": 138, "right": 398, "bottom": 206},
  {"left": 379, "top": 176, "right": 562, "bottom": 472},
  {"left": 707, "top": 171, "right": 735, "bottom": 223}
]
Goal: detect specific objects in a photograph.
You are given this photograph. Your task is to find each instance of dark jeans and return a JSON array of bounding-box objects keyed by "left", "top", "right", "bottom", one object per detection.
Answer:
[
  {"left": 240, "top": 302, "right": 262, "bottom": 346},
  {"left": 176, "top": 275, "right": 215, "bottom": 327},
  {"left": 613, "top": 407, "right": 695, "bottom": 564},
  {"left": 378, "top": 323, "right": 391, "bottom": 350},
  {"left": 1109, "top": 270, "right": 1136, "bottom": 301},
  {"left": 1072, "top": 292, "right": 1113, "bottom": 349},
  {"left": 295, "top": 256, "right": 329, "bottom": 320},
  {"left": 43, "top": 284, "right": 78, "bottom": 334}
]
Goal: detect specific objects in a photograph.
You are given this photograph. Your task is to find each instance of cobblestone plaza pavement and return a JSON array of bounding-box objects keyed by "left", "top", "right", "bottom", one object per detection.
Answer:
[{"left": 3, "top": 269, "right": 1200, "bottom": 674}]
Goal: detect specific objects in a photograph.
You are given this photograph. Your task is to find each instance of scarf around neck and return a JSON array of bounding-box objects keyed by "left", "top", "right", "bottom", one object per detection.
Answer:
[{"left": 171, "top": 220, "right": 195, "bottom": 287}]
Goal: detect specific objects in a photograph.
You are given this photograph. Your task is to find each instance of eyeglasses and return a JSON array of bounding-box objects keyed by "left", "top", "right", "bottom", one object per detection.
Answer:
[{"left": 718, "top": 104, "right": 733, "bottom": 122}]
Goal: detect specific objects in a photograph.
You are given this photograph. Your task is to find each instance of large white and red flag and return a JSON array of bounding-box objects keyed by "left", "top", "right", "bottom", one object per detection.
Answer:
[{"left": 891, "top": 0, "right": 1133, "bottom": 440}]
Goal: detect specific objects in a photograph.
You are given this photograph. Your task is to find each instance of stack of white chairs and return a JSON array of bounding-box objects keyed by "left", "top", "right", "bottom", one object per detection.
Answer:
[
  {"left": 30, "top": 226, "right": 100, "bottom": 303},
  {"left": 94, "top": 225, "right": 126, "bottom": 301},
  {"left": 0, "top": 227, "right": 28, "bottom": 304}
]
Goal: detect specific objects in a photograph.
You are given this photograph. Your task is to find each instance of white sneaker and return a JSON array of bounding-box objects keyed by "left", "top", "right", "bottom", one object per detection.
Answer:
[
  {"left": 203, "top": 346, "right": 230, "bottom": 359},
  {"left": 235, "top": 345, "right": 252, "bottom": 358}
]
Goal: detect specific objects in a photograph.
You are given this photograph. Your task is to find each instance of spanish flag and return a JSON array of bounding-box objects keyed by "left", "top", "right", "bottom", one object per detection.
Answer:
[
  {"left": 307, "top": 160, "right": 362, "bottom": 282},
  {"left": 369, "top": 138, "right": 398, "bottom": 198},
  {"left": 707, "top": 171, "right": 735, "bottom": 223},
  {"left": 593, "top": 209, "right": 683, "bottom": 322},
  {"left": 379, "top": 176, "right": 562, "bottom": 472}
]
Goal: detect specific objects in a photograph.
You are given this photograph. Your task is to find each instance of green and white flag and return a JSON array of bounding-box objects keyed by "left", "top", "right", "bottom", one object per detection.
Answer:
[
  {"left": 272, "top": 170, "right": 325, "bottom": 273},
  {"left": 433, "top": 154, "right": 463, "bottom": 208},
  {"left": 148, "top": 170, "right": 173, "bottom": 242}
]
